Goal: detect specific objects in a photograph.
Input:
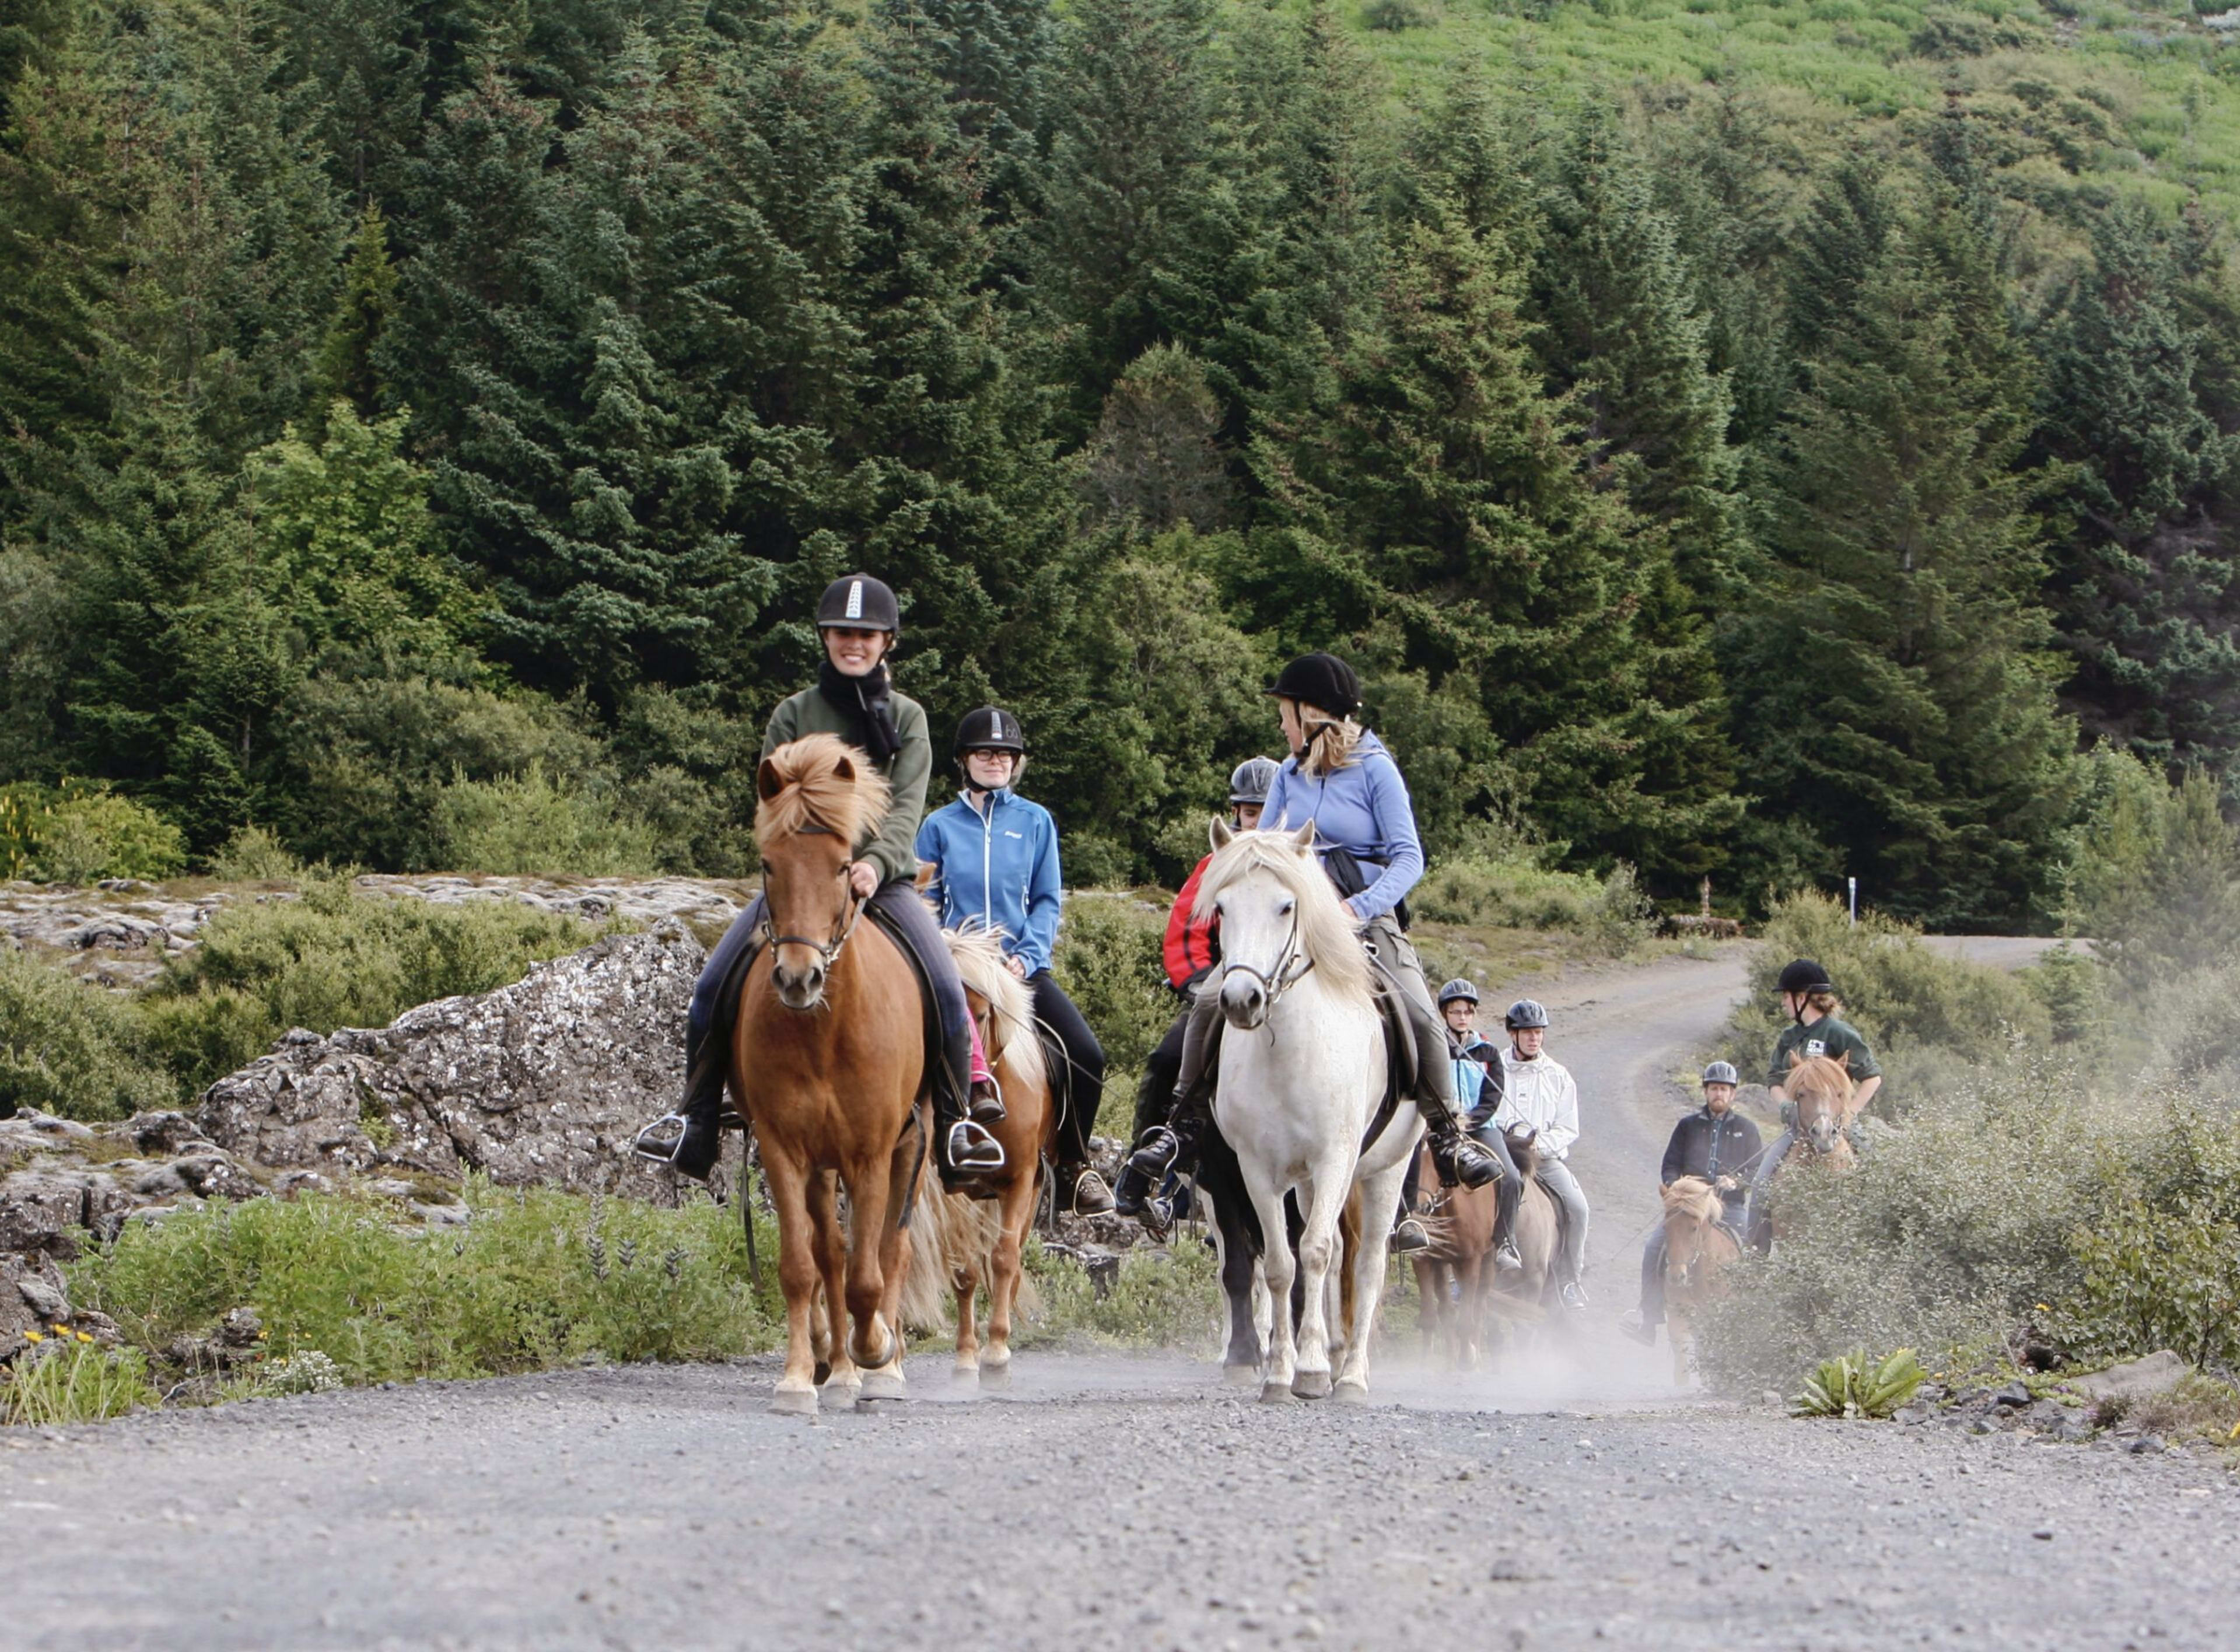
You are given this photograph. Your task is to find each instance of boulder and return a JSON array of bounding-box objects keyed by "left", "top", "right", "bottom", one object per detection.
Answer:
[
  {"left": 2070, "top": 1350, "right": 2189, "bottom": 1402},
  {"left": 196, "top": 922, "right": 718, "bottom": 1205}
]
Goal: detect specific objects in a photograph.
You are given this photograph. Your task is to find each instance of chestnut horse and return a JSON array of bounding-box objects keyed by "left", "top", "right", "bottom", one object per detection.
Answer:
[
  {"left": 1660, "top": 1175, "right": 1740, "bottom": 1382},
  {"left": 1478, "top": 1130, "right": 1562, "bottom": 1350},
  {"left": 736, "top": 735, "right": 928, "bottom": 1415},
  {"left": 1409, "top": 1142, "right": 1499, "bottom": 1370},
  {"left": 934, "top": 928, "right": 1055, "bottom": 1391},
  {"left": 1786, "top": 1053, "right": 1859, "bottom": 1169}
]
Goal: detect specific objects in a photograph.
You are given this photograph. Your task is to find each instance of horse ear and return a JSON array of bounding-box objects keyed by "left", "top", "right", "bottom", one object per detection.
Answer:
[
  {"left": 914, "top": 859, "right": 938, "bottom": 892},
  {"left": 1289, "top": 819, "right": 1316, "bottom": 849},
  {"left": 1835, "top": 1051, "right": 1850, "bottom": 1070},
  {"left": 1786, "top": 1048, "right": 1801, "bottom": 1070},
  {"left": 1210, "top": 816, "right": 1234, "bottom": 851},
  {"left": 832, "top": 751, "right": 856, "bottom": 783},
  {"left": 756, "top": 758, "right": 784, "bottom": 803}
]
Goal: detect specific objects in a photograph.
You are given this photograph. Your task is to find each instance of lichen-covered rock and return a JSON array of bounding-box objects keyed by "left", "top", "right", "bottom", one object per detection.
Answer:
[{"left": 195, "top": 922, "right": 717, "bottom": 1204}]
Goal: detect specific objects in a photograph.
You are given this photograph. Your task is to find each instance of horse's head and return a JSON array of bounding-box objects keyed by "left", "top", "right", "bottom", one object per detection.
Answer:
[
  {"left": 1661, "top": 1176, "right": 1724, "bottom": 1286},
  {"left": 1195, "top": 817, "right": 1369, "bottom": 1029},
  {"left": 1787, "top": 1053, "right": 1854, "bottom": 1155},
  {"left": 755, "top": 734, "right": 890, "bottom": 1011}
]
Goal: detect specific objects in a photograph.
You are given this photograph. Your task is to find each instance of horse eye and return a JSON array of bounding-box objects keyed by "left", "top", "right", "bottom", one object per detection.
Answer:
[{"left": 1279, "top": 900, "right": 1295, "bottom": 916}]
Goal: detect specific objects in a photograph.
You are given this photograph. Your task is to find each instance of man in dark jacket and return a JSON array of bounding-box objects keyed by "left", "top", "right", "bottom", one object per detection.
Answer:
[{"left": 1619, "top": 1062, "right": 1762, "bottom": 1346}]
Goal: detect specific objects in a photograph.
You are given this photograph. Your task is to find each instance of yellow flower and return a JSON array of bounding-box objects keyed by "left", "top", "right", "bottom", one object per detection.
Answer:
[
  {"left": 50, "top": 1324, "right": 65, "bottom": 1334},
  {"left": 2034, "top": 1303, "right": 2050, "bottom": 1313},
  {"left": 75, "top": 1332, "right": 93, "bottom": 1343},
  {"left": 23, "top": 1331, "right": 43, "bottom": 1343}
]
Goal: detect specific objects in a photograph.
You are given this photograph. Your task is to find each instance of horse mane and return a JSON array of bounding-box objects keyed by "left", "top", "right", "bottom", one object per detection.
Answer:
[
  {"left": 1786, "top": 1054, "right": 1855, "bottom": 1111},
  {"left": 942, "top": 928, "right": 1048, "bottom": 1095},
  {"left": 755, "top": 733, "right": 891, "bottom": 849},
  {"left": 1662, "top": 1175, "right": 1723, "bottom": 1226},
  {"left": 1191, "top": 828, "right": 1373, "bottom": 1003}
]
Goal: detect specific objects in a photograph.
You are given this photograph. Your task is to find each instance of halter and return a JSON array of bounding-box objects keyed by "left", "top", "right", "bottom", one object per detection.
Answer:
[
  {"left": 1218, "top": 904, "right": 1314, "bottom": 1018},
  {"left": 760, "top": 831, "right": 867, "bottom": 975}
]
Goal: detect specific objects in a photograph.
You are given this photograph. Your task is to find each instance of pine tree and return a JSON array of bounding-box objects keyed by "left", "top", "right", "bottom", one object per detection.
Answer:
[
  {"left": 310, "top": 203, "right": 400, "bottom": 423},
  {"left": 1737, "top": 188, "right": 2076, "bottom": 927}
]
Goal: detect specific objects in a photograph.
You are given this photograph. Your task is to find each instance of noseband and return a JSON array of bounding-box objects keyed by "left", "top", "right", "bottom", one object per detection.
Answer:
[
  {"left": 1220, "top": 905, "right": 1314, "bottom": 1020},
  {"left": 760, "top": 831, "right": 867, "bottom": 978}
]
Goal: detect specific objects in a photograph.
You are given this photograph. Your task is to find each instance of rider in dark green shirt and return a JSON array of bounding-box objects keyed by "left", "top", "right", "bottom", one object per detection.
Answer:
[{"left": 1748, "top": 957, "right": 1882, "bottom": 1250}]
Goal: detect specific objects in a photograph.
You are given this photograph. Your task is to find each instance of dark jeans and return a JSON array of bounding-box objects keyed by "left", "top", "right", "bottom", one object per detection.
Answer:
[
  {"left": 684, "top": 884, "right": 974, "bottom": 1119},
  {"left": 1136, "top": 1006, "right": 1191, "bottom": 1141},
  {"left": 1639, "top": 1230, "right": 1669, "bottom": 1326},
  {"left": 1029, "top": 971, "right": 1103, "bottom": 1168}
]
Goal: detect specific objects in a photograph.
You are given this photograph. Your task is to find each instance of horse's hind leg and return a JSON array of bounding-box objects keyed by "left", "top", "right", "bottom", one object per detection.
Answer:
[
  {"left": 761, "top": 1143, "right": 823, "bottom": 1416},
  {"left": 807, "top": 1170, "right": 858, "bottom": 1397},
  {"left": 1202, "top": 1144, "right": 1264, "bottom": 1384},
  {"left": 1413, "top": 1257, "right": 1443, "bottom": 1356},
  {"left": 952, "top": 1265, "right": 980, "bottom": 1387},
  {"left": 982, "top": 1168, "right": 1035, "bottom": 1390}
]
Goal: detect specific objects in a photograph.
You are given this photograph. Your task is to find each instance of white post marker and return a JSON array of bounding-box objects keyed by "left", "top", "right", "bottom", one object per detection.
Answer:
[{"left": 1847, "top": 876, "right": 1857, "bottom": 926}]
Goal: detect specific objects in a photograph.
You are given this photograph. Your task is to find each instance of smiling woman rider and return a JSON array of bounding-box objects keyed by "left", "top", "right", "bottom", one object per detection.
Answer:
[{"left": 631, "top": 573, "right": 1004, "bottom": 1185}]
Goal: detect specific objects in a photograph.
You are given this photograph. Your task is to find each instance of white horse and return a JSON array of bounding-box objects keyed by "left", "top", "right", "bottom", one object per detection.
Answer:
[{"left": 1197, "top": 819, "right": 1420, "bottom": 1402}]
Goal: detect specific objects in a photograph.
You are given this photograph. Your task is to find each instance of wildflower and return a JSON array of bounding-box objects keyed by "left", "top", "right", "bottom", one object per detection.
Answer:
[
  {"left": 23, "top": 1331, "right": 42, "bottom": 1343},
  {"left": 51, "top": 1324, "right": 65, "bottom": 1334},
  {"left": 75, "top": 1331, "right": 93, "bottom": 1343},
  {"left": 2034, "top": 1303, "right": 2050, "bottom": 1313}
]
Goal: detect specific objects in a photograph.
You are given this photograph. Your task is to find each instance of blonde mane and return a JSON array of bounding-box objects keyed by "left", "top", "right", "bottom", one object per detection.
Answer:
[
  {"left": 1786, "top": 1054, "right": 1856, "bottom": 1118},
  {"left": 1662, "top": 1175, "right": 1724, "bottom": 1227},
  {"left": 755, "top": 733, "right": 891, "bottom": 852},
  {"left": 1192, "top": 828, "right": 1374, "bottom": 1004},
  {"left": 941, "top": 927, "right": 1048, "bottom": 1096}
]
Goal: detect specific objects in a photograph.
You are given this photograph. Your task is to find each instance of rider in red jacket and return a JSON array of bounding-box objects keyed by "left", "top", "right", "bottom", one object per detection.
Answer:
[{"left": 1114, "top": 757, "right": 1278, "bottom": 1219}]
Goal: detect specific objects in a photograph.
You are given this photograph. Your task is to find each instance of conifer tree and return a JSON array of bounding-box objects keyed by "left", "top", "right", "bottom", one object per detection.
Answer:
[{"left": 310, "top": 204, "right": 400, "bottom": 424}]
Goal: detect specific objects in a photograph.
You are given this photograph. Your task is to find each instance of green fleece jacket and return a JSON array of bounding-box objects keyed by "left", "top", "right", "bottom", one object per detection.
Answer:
[{"left": 761, "top": 683, "right": 932, "bottom": 887}]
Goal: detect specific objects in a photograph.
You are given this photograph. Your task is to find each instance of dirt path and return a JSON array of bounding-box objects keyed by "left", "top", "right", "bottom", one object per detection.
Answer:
[{"left": 16, "top": 936, "right": 2225, "bottom": 1652}]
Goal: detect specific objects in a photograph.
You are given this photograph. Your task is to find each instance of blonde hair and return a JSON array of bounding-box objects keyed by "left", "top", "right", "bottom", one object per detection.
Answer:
[
  {"left": 1285, "top": 698, "right": 1364, "bottom": 779},
  {"left": 1803, "top": 988, "right": 1842, "bottom": 1017},
  {"left": 755, "top": 733, "right": 892, "bottom": 850}
]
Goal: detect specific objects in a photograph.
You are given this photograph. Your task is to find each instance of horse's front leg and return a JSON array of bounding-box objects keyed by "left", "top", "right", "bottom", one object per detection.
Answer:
[
  {"left": 761, "top": 1143, "right": 824, "bottom": 1415},
  {"left": 853, "top": 1132, "right": 914, "bottom": 1401},
  {"left": 1241, "top": 1168, "right": 1299, "bottom": 1403},
  {"left": 1335, "top": 1153, "right": 1406, "bottom": 1400},
  {"left": 1289, "top": 1158, "right": 1351, "bottom": 1399},
  {"left": 1210, "top": 1185, "right": 1264, "bottom": 1386},
  {"left": 981, "top": 1164, "right": 1035, "bottom": 1390}
]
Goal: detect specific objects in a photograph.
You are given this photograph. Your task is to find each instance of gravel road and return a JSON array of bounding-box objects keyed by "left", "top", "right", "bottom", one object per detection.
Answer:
[{"left": 10, "top": 937, "right": 2228, "bottom": 1652}]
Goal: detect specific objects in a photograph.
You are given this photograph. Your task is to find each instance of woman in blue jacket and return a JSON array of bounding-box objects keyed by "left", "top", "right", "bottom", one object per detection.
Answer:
[
  {"left": 1128, "top": 653, "right": 1502, "bottom": 1225},
  {"left": 916, "top": 707, "right": 1115, "bottom": 1216}
]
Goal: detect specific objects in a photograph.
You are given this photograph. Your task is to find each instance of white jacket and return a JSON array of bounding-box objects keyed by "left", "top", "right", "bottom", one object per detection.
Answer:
[{"left": 1493, "top": 1048, "right": 1579, "bottom": 1161}]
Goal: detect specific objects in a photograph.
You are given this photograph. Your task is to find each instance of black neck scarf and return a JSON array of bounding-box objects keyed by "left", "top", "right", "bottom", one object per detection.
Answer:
[{"left": 816, "top": 659, "right": 902, "bottom": 764}]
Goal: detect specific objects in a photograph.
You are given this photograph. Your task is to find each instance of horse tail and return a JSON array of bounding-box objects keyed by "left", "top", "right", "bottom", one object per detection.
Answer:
[{"left": 898, "top": 1188, "right": 990, "bottom": 1334}]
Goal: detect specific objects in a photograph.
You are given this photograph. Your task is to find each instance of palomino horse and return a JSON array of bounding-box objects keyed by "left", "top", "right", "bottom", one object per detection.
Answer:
[
  {"left": 1786, "top": 1053, "right": 1858, "bottom": 1168},
  {"left": 1196, "top": 820, "right": 1414, "bottom": 1402},
  {"left": 1660, "top": 1175, "right": 1740, "bottom": 1382},
  {"left": 933, "top": 928, "right": 1054, "bottom": 1391},
  {"left": 1410, "top": 1142, "right": 1499, "bottom": 1370},
  {"left": 736, "top": 735, "right": 927, "bottom": 1415}
]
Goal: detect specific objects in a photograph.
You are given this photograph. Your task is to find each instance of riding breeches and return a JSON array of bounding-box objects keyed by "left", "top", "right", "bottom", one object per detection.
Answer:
[
  {"left": 1464, "top": 1118, "right": 1525, "bottom": 1236},
  {"left": 1536, "top": 1157, "right": 1590, "bottom": 1284},
  {"left": 681, "top": 883, "right": 979, "bottom": 1122},
  {"left": 1638, "top": 1229, "right": 1668, "bottom": 1325},
  {"left": 1028, "top": 970, "right": 1104, "bottom": 1167},
  {"left": 1138, "top": 1007, "right": 1190, "bottom": 1139}
]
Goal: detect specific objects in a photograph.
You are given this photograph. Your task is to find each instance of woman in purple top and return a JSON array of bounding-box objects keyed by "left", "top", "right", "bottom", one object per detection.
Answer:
[{"left": 1125, "top": 653, "right": 1503, "bottom": 1241}]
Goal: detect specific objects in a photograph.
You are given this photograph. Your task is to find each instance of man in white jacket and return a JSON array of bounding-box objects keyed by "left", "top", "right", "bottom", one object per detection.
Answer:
[{"left": 1493, "top": 999, "right": 1590, "bottom": 1310}]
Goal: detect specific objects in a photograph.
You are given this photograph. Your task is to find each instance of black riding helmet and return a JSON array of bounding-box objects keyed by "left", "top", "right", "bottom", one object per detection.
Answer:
[
  {"left": 1266, "top": 652, "right": 1362, "bottom": 719},
  {"left": 954, "top": 705, "right": 1026, "bottom": 758},
  {"left": 1776, "top": 958, "right": 1834, "bottom": 996},
  {"left": 816, "top": 573, "right": 900, "bottom": 632}
]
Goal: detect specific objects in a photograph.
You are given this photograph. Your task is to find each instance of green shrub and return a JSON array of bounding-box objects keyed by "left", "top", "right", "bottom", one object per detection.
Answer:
[
  {"left": 1054, "top": 891, "right": 1174, "bottom": 1135},
  {"left": 0, "top": 951, "right": 176, "bottom": 1121},
  {"left": 141, "top": 877, "right": 594, "bottom": 1090},
  {"left": 0, "top": 781, "right": 187, "bottom": 884},
  {"left": 1364, "top": 0, "right": 1437, "bottom": 29},
  {"left": 70, "top": 1182, "right": 778, "bottom": 1383},
  {"left": 204, "top": 824, "right": 306, "bottom": 884},
  {"left": 1412, "top": 853, "right": 1654, "bottom": 957},
  {"left": 2067, "top": 1198, "right": 2240, "bottom": 1373},
  {"left": 432, "top": 762, "right": 659, "bottom": 877},
  {"left": 1, "top": 1339, "right": 160, "bottom": 1424},
  {"left": 1021, "top": 1233, "right": 1221, "bottom": 1350},
  {"left": 1714, "top": 892, "right": 2051, "bottom": 1098},
  {"left": 1789, "top": 1348, "right": 1925, "bottom": 1419}
]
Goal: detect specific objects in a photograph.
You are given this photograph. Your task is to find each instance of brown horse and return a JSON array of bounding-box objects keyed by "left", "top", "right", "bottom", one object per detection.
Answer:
[
  {"left": 935, "top": 928, "right": 1055, "bottom": 1391},
  {"left": 736, "top": 735, "right": 928, "bottom": 1415},
  {"left": 1474, "top": 1129, "right": 1563, "bottom": 1356},
  {"left": 1660, "top": 1175, "right": 1740, "bottom": 1382},
  {"left": 1410, "top": 1143, "right": 1499, "bottom": 1370},
  {"left": 1786, "top": 1053, "right": 1858, "bottom": 1168}
]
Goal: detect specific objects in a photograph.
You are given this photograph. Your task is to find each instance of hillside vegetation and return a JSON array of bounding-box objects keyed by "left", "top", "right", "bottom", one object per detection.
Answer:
[{"left": 5, "top": 0, "right": 2240, "bottom": 932}]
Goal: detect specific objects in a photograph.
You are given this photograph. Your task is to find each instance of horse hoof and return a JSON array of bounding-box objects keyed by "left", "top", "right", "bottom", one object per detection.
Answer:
[
  {"left": 771, "top": 1386, "right": 818, "bottom": 1417},
  {"left": 950, "top": 1362, "right": 979, "bottom": 1391},
  {"left": 859, "top": 1369, "right": 907, "bottom": 1402},
  {"left": 1334, "top": 1380, "right": 1370, "bottom": 1406},
  {"left": 979, "top": 1360, "right": 1012, "bottom": 1392},
  {"left": 1222, "top": 1364, "right": 1261, "bottom": 1390},
  {"left": 1292, "top": 1370, "right": 1332, "bottom": 1400},
  {"left": 1259, "top": 1381, "right": 1294, "bottom": 1405}
]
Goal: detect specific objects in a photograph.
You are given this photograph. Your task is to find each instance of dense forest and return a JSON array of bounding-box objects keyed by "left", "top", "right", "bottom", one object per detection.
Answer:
[{"left": 4, "top": 0, "right": 2239, "bottom": 929}]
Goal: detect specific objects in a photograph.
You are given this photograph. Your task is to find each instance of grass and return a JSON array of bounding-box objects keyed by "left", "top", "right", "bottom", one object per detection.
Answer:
[{"left": 1, "top": 1339, "right": 161, "bottom": 1425}]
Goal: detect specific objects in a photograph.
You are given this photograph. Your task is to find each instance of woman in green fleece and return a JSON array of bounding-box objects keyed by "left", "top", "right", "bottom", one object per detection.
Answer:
[{"left": 631, "top": 574, "right": 1005, "bottom": 1184}]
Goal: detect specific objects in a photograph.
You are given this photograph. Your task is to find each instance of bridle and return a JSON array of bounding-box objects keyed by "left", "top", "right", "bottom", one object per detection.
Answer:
[
  {"left": 759, "top": 827, "right": 867, "bottom": 978},
  {"left": 1218, "top": 902, "right": 1314, "bottom": 1021}
]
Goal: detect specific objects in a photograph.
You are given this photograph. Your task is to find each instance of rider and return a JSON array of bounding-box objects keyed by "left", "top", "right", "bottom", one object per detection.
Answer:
[
  {"left": 916, "top": 706, "right": 1116, "bottom": 1216},
  {"left": 1745, "top": 958, "right": 1881, "bottom": 1249},
  {"left": 1619, "top": 1061, "right": 1762, "bottom": 1347},
  {"left": 1125, "top": 653, "right": 1503, "bottom": 1218},
  {"left": 1114, "top": 757, "right": 1276, "bottom": 1222},
  {"left": 1438, "top": 978, "right": 1500, "bottom": 1073},
  {"left": 631, "top": 574, "right": 1005, "bottom": 1185},
  {"left": 1492, "top": 999, "right": 1591, "bottom": 1309},
  {"left": 1390, "top": 978, "right": 1520, "bottom": 1255}
]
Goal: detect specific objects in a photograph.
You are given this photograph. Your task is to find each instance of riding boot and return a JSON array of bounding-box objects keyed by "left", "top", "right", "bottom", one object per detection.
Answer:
[
  {"left": 1111, "top": 1158, "right": 1155, "bottom": 1217},
  {"left": 632, "top": 1046, "right": 727, "bottom": 1180},
  {"left": 1062, "top": 1164, "right": 1116, "bottom": 1217},
  {"left": 1423, "top": 1105, "right": 1500, "bottom": 1191},
  {"left": 1391, "top": 1216, "right": 1430, "bottom": 1254},
  {"left": 1127, "top": 1095, "right": 1206, "bottom": 1184}
]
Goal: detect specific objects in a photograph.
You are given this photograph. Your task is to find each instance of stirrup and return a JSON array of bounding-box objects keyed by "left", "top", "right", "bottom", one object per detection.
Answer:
[
  {"left": 946, "top": 1120, "right": 1005, "bottom": 1174},
  {"left": 631, "top": 1112, "right": 689, "bottom": 1165},
  {"left": 1391, "top": 1217, "right": 1429, "bottom": 1254},
  {"left": 1493, "top": 1237, "right": 1522, "bottom": 1273},
  {"left": 1126, "top": 1125, "right": 1180, "bottom": 1181},
  {"left": 1069, "top": 1168, "right": 1116, "bottom": 1216}
]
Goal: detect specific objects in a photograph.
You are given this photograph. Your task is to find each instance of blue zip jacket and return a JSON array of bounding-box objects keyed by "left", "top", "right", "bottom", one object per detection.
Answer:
[
  {"left": 1261, "top": 730, "right": 1423, "bottom": 923},
  {"left": 915, "top": 788, "right": 1064, "bottom": 975}
]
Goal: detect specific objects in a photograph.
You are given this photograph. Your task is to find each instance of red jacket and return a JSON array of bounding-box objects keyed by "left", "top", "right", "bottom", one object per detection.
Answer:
[{"left": 1163, "top": 855, "right": 1219, "bottom": 990}]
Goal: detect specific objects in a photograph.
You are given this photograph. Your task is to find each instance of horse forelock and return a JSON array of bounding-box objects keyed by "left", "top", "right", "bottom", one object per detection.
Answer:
[
  {"left": 1662, "top": 1175, "right": 1724, "bottom": 1226},
  {"left": 1192, "top": 831, "right": 1372, "bottom": 1002},
  {"left": 755, "top": 733, "right": 891, "bottom": 852},
  {"left": 1787, "top": 1054, "right": 1855, "bottom": 1114},
  {"left": 942, "top": 926, "right": 1047, "bottom": 1094}
]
